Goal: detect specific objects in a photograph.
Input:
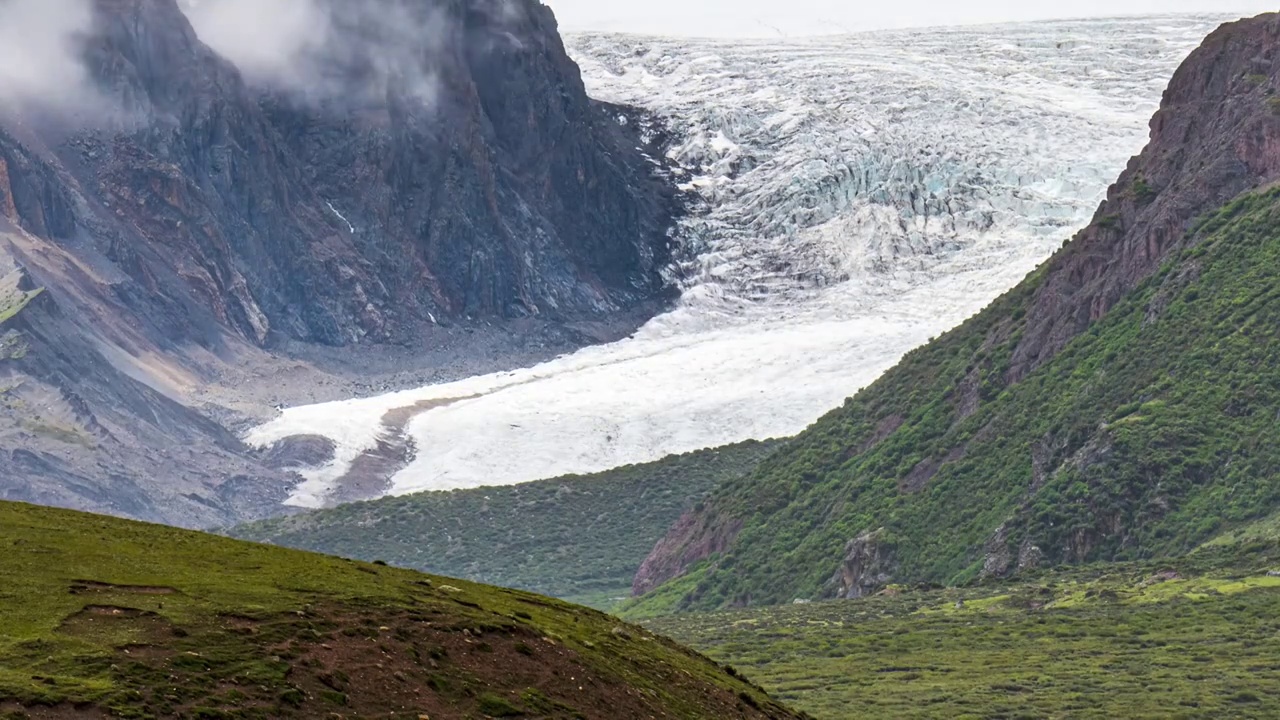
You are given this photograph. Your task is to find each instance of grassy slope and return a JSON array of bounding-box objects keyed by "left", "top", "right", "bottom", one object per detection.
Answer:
[
  {"left": 0, "top": 501, "right": 801, "bottom": 720},
  {"left": 229, "top": 442, "right": 778, "bottom": 609},
  {"left": 649, "top": 541, "right": 1280, "bottom": 719},
  {"left": 632, "top": 187, "right": 1280, "bottom": 613},
  {"left": 0, "top": 287, "right": 40, "bottom": 327}
]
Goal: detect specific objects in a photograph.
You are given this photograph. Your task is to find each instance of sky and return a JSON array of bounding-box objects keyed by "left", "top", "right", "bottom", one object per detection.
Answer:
[{"left": 543, "top": 0, "right": 1278, "bottom": 36}]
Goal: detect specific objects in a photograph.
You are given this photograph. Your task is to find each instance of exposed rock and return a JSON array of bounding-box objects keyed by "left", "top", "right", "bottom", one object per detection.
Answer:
[
  {"left": 981, "top": 523, "right": 1014, "bottom": 579},
  {"left": 1009, "top": 13, "right": 1280, "bottom": 381},
  {"left": 0, "top": 257, "right": 293, "bottom": 526},
  {"left": 27, "top": 0, "right": 678, "bottom": 348},
  {"left": 899, "top": 445, "right": 966, "bottom": 494},
  {"left": 261, "top": 435, "right": 336, "bottom": 470},
  {"left": 831, "top": 529, "right": 896, "bottom": 599},
  {"left": 1016, "top": 541, "right": 1044, "bottom": 572},
  {"left": 632, "top": 510, "right": 742, "bottom": 597}
]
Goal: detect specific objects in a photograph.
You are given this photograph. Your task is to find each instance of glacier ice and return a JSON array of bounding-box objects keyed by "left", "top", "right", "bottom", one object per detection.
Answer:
[{"left": 247, "top": 16, "right": 1227, "bottom": 507}]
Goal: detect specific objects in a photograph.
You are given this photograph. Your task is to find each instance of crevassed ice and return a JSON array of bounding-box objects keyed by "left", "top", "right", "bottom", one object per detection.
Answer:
[{"left": 248, "top": 16, "right": 1225, "bottom": 508}]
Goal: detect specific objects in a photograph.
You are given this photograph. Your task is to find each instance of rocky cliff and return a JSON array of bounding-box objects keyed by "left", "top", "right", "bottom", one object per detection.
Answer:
[
  {"left": 631, "top": 12, "right": 1280, "bottom": 611},
  {"left": 1009, "top": 13, "right": 1280, "bottom": 379},
  {"left": 0, "top": 0, "right": 679, "bottom": 526}
]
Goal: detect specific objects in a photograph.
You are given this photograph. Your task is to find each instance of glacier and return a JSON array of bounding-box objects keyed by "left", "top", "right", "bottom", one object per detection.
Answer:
[{"left": 248, "top": 15, "right": 1227, "bottom": 507}]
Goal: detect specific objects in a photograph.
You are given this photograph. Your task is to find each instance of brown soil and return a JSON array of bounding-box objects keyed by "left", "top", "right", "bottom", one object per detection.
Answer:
[
  {"left": 279, "top": 605, "right": 788, "bottom": 720},
  {"left": 53, "top": 602, "right": 796, "bottom": 720},
  {"left": 69, "top": 581, "right": 177, "bottom": 595},
  {"left": 0, "top": 702, "right": 106, "bottom": 719}
]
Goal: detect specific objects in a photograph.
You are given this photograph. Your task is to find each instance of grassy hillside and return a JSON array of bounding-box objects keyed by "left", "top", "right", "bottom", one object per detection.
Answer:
[
  {"left": 632, "top": 186, "right": 1280, "bottom": 613},
  {"left": 229, "top": 442, "right": 778, "bottom": 609},
  {"left": 0, "top": 501, "right": 802, "bottom": 719},
  {"left": 649, "top": 541, "right": 1280, "bottom": 719},
  {"left": 0, "top": 266, "right": 41, "bottom": 329}
]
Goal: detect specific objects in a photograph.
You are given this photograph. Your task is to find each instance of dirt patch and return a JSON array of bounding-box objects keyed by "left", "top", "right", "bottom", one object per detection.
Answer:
[
  {"left": 57, "top": 605, "right": 175, "bottom": 649},
  {"left": 277, "top": 606, "right": 787, "bottom": 720},
  {"left": 380, "top": 397, "right": 475, "bottom": 428},
  {"left": 51, "top": 603, "right": 793, "bottom": 720},
  {"left": 0, "top": 701, "right": 106, "bottom": 719},
  {"left": 70, "top": 581, "right": 178, "bottom": 596}
]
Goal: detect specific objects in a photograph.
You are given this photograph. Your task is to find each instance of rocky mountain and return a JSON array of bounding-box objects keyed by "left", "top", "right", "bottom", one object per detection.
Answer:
[
  {"left": 630, "top": 12, "right": 1280, "bottom": 612},
  {"left": 0, "top": 0, "right": 678, "bottom": 526}
]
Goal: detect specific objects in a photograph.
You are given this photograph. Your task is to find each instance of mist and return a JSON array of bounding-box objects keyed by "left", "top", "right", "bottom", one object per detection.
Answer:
[
  {"left": 0, "top": 0, "right": 99, "bottom": 116},
  {"left": 180, "top": 0, "right": 330, "bottom": 87},
  {"left": 180, "top": 0, "right": 458, "bottom": 107}
]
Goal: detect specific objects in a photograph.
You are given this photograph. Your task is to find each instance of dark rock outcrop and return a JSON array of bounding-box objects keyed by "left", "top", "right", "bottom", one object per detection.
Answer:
[
  {"left": 830, "top": 529, "right": 896, "bottom": 600},
  {"left": 61, "top": 0, "right": 676, "bottom": 348}
]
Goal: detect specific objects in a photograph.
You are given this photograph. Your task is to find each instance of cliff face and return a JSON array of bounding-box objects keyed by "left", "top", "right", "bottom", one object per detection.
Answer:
[
  {"left": 0, "top": 0, "right": 678, "bottom": 526},
  {"left": 632, "top": 13, "right": 1280, "bottom": 611},
  {"left": 1009, "top": 15, "right": 1280, "bottom": 379},
  {"left": 63, "top": 0, "right": 676, "bottom": 347}
]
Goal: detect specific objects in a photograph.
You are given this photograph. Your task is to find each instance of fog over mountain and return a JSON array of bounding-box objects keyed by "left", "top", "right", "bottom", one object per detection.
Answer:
[{"left": 0, "top": 0, "right": 100, "bottom": 115}]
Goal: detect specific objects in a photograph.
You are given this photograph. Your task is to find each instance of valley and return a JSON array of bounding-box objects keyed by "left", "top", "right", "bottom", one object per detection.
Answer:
[
  {"left": 250, "top": 15, "right": 1226, "bottom": 509},
  {"left": 5, "top": 3, "right": 1280, "bottom": 719},
  {"left": 229, "top": 442, "right": 780, "bottom": 610},
  {"left": 648, "top": 541, "right": 1280, "bottom": 719}
]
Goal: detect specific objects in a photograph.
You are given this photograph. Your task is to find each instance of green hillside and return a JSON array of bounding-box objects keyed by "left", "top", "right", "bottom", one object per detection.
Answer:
[
  {"left": 649, "top": 541, "right": 1280, "bottom": 719},
  {"left": 0, "top": 501, "right": 801, "bottom": 720},
  {"left": 229, "top": 442, "right": 778, "bottom": 609},
  {"left": 631, "top": 186, "right": 1280, "bottom": 614}
]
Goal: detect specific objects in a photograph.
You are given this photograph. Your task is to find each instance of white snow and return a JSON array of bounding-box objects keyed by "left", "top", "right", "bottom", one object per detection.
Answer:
[
  {"left": 248, "top": 16, "right": 1226, "bottom": 507},
  {"left": 326, "top": 201, "right": 356, "bottom": 234}
]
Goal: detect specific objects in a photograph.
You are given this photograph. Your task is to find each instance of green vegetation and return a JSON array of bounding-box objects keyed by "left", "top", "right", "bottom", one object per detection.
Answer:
[
  {"left": 1129, "top": 175, "right": 1157, "bottom": 202},
  {"left": 229, "top": 442, "right": 778, "bottom": 609},
  {"left": 0, "top": 286, "right": 40, "bottom": 326},
  {"left": 650, "top": 543, "right": 1280, "bottom": 719},
  {"left": 0, "top": 501, "right": 801, "bottom": 719},
  {"left": 633, "top": 187, "right": 1280, "bottom": 613},
  {"left": 1245, "top": 72, "right": 1271, "bottom": 87}
]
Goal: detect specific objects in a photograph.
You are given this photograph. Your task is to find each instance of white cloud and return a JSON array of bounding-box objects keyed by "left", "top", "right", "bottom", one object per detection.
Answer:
[
  {"left": 180, "top": 0, "right": 450, "bottom": 107},
  {"left": 180, "top": 0, "right": 329, "bottom": 86},
  {"left": 0, "top": 0, "right": 99, "bottom": 115}
]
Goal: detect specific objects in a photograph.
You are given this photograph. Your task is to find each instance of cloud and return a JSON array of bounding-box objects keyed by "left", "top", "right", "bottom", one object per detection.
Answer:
[
  {"left": 0, "top": 0, "right": 99, "bottom": 116},
  {"left": 179, "top": 0, "right": 330, "bottom": 87},
  {"left": 180, "top": 0, "right": 462, "bottom": 108}
]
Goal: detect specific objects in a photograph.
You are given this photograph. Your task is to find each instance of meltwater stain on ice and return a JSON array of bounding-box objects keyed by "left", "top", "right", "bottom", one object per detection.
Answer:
[{"left": 247, "top": 15, "right": 1224, "bottom": 508}]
